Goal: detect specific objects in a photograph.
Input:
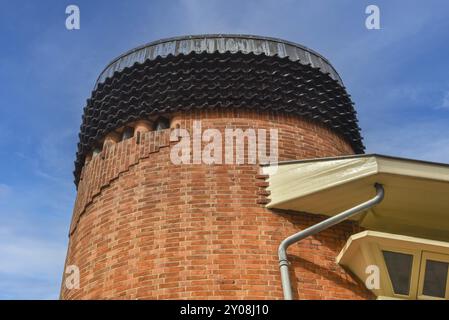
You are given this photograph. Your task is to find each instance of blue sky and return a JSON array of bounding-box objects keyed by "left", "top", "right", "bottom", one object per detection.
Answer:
[{"left": 0, "top": 0, "right": 448, "bottom": 299}]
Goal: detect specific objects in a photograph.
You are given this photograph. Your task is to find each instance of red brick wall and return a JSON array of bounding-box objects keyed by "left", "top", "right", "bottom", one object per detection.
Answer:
[{"left": 61, "top": 110, "right": 373, "bottom": 300}]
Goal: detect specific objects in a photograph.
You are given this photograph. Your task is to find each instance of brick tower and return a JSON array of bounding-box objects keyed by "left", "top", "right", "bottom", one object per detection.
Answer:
[{"left": 61, "top": 35, "right": 371, "bottom": 299}]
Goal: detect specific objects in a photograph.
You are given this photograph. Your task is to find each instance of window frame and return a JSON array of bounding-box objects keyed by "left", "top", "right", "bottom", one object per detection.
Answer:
[
  {"left": 373, "top": 243, "right": 421, "bottom": 299},
  {"left": 417, "top": 251, "right": 449, "bottom": 300}
]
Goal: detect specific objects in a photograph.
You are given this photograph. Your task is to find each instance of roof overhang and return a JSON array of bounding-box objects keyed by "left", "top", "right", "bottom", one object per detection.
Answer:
[{"left": 262, "top": 154, "right": 449, "bottom": 241}]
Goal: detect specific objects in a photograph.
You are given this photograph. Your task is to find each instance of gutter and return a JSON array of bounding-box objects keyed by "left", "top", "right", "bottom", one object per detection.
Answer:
[{"left": 278, "top": 183, "right": 384, "bottom": 300}]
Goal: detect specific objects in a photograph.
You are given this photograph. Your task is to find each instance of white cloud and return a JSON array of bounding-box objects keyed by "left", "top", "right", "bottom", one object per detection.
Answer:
[
  {"left": 0, "top": 181, "right": 71, "bottom": 299},
  {"left": 0, "top": 276, "right": 59, "bottom": 300},
  {"left": 0, "top": 229, "right": 65, "bottom": 276},
  {"left": 0, "top": 224, "right": 66, "bottom": 299},
  {"left": 0, "top": 184, "right": 11, "bottom": 199},
  {"left": 364, "top": 119, "right": 449, "bottom": 163},
  {"left": 441, "top": 91, "right": 449, "bottom": 109}
]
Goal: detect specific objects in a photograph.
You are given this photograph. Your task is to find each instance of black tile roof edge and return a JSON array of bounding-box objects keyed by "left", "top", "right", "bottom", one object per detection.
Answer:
[
  {"left": 74, "top": 51, "right": 364, "bottom": 186},
  {"left": 95, "top": 34, "right": 343, "bottom": 88}
]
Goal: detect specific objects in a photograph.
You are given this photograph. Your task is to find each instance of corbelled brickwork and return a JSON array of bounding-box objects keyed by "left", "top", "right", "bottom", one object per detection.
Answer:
[
  {"left": 61, "top": 110, "right": 373, "bottom": 300},
  {"left": 69, "top": 129, "right": 171, "bottom": 235}
]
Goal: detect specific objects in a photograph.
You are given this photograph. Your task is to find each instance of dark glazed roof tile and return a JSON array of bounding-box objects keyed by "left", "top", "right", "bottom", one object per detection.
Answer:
[{"left": 74, "top": 50, "right": 364, "bottom": 185}]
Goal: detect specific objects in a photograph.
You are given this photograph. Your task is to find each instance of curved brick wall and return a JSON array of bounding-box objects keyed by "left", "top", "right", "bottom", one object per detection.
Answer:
[{"left": 61, "top": 110, "right": 373, "bottom": 300}]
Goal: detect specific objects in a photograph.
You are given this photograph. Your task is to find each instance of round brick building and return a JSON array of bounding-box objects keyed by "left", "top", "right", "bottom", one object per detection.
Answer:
[{"left": 61, "top": 35, "right": 372, "bottom": 300}]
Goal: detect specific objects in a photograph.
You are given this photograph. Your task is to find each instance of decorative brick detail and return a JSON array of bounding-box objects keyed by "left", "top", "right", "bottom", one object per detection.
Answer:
[
  {"left": 70, "top": 129, "right": 171, "bottom": 235},
  {"left": 61, "top": 110, "right": 373, "bottom": 300},
  {"left": 256, "top": 173, "right": 271, "bottom": 206}
]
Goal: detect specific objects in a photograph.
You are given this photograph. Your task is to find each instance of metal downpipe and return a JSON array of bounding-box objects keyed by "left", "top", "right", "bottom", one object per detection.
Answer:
[{"left": 278, "top": 183, "right": 384, "bottom": 300}]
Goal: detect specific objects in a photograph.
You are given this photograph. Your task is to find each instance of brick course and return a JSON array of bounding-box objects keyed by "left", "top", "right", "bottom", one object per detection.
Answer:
[{"left": 61, "top": 109, "right": 373, "bottom": 300}]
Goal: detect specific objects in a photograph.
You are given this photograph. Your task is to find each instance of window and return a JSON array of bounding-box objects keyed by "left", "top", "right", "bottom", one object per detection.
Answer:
[
  {"left": 376, "top": 245, "right": 421, "bottom": 299},
  {"left": 418, "top": 252, "right": 449, "bottom": 299},
  {"left": 153, "top": 117, "right": 170, "bottom": 131},
  {"left": 92, "top": 146, "right": 102, "bottom": 157},
  {"left": 121, "top": 127, "right": 134, "bottom": 141},
  {"left": 382, "top": 251, "right": 414, "bottom": 296},
  {"left": 423, "top": 260, "right": 448, "bottom": 297},
  {"left": 380, "top": 249, "right": 449, "bottom": 300}
]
